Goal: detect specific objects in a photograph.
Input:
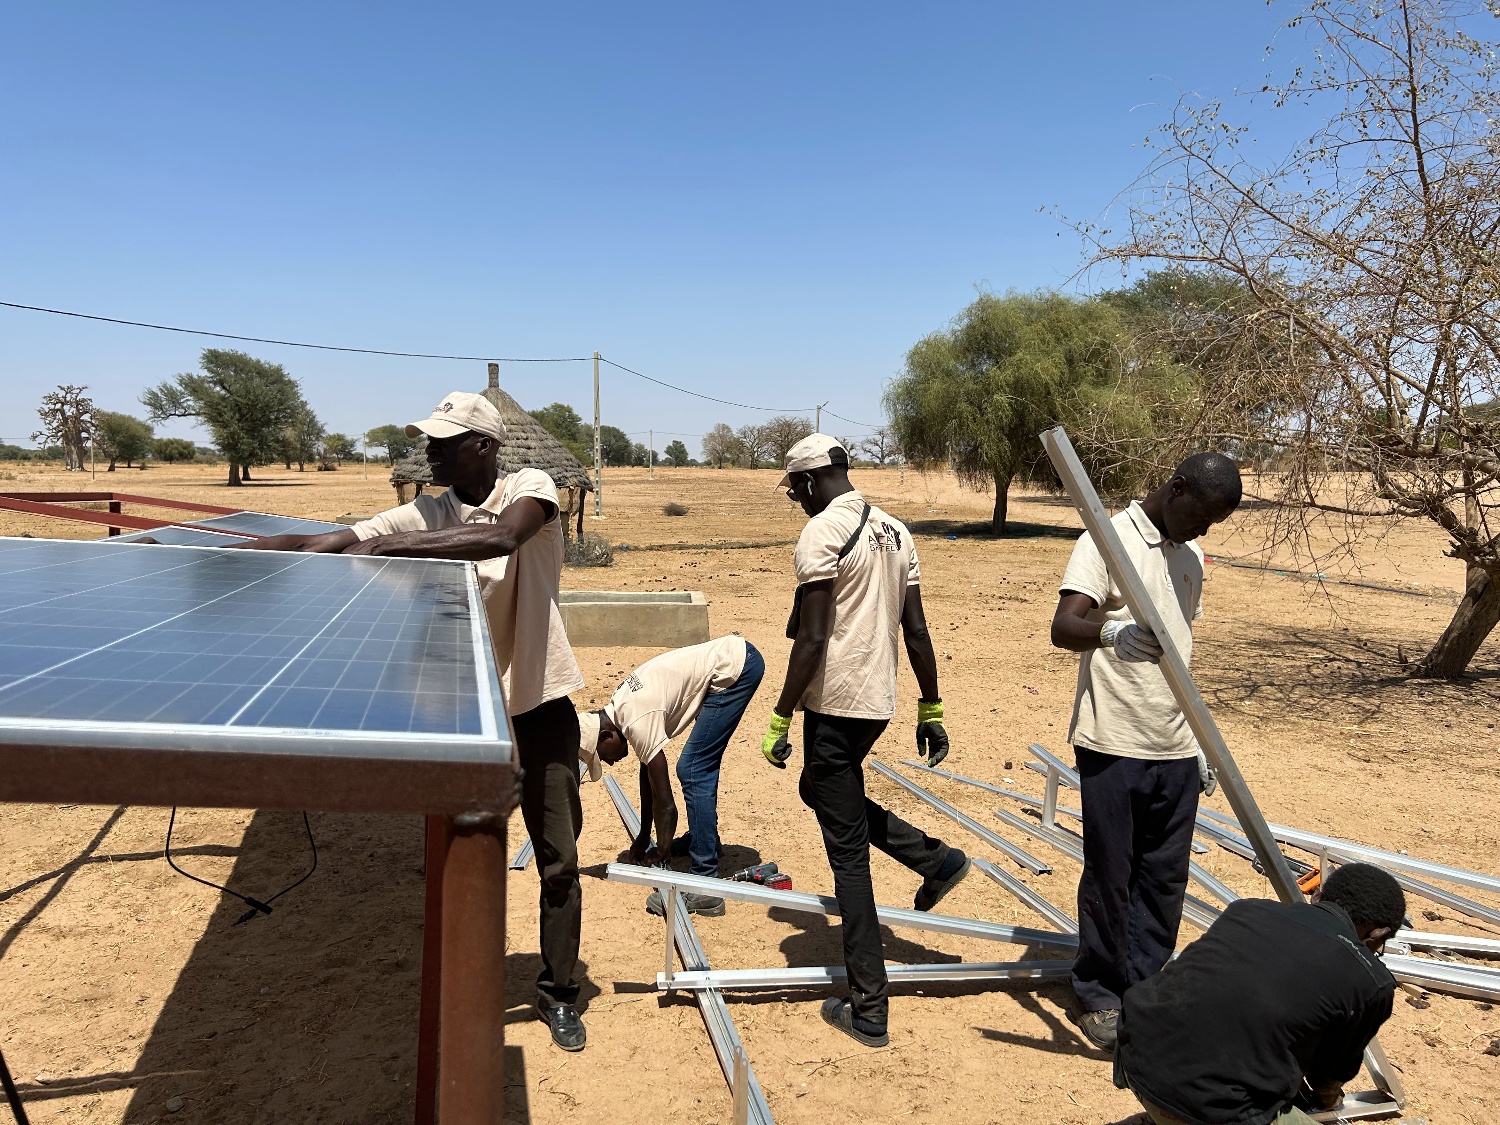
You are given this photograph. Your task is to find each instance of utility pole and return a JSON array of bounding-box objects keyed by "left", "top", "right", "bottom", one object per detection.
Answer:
[
  {"left": 592, "top": 351, "right": 602, "bottom": 517},
  {"left": 362, "top": 434, "right": 368, "bottom": 480},
  {"left": 649, "top": 428, "right": 654, "bottom": 480},
  {"left": 815, "top": 401, "right": 828, "bottom": 432}
]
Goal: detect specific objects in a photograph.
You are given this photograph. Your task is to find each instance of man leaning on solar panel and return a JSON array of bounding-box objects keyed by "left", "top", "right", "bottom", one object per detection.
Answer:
[{"left": 174, "top": 390, "right": 595, "bottom": 1053}]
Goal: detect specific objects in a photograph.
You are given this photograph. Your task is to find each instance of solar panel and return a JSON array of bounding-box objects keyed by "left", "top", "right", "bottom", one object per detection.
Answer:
[
  {"left": 190, "top": 512, "right": 348, "bottom": 537},
  {"left": 109, "top": 526, "right": 247, "bottom": 547},
  {"left": 0, "top": 539, "right": 508, "bottom": 766}
]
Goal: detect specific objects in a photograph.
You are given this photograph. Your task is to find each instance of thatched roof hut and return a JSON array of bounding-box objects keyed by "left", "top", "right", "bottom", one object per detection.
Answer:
[{"left": 390, "top": 365, "right": 594, "bottom": 532}]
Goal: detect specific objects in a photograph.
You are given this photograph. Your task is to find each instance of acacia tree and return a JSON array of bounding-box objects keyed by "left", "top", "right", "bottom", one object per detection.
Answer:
[
  {"left": 885, "top": 292, "right": 1131, "bottom": 533},
  {"left": 281, "top": 402, "right": 324, "bottom": 471},
  {"left": 664, "top": 439, "right": 690, "bottom": 466},
  {"left": 736, "top": 423, "right": 774, "bottom": 468},
  {"left": 862, "top": 427, "right": 901, "bottom": 466},
  {"left": 1085, "top": 0, "right": 1500, "bottom": 677},
  {"left": 142, "top": 350, "right": 305, "bottom": 485},
  {"left": 95, "top": 411, "right": 154, "bottom": 470},
  {"left": 701, "top": 423, "right": 742, "bottom": 467},
  {"left": 32, "top": 385, "right": 95, "bottom": 470}
]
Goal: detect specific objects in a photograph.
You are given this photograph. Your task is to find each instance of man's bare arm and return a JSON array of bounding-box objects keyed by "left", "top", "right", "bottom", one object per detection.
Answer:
[
  {"left": 228, "top": 529, "right": 360, "bottom": 552},
  {"left": 342, "top": 497, "right": 555, "bottom": 560},
  {"left": 774, "top": 580, "right": 835, "bottom": 715},
  {"left": 900, "top": 585, "right": 941, "bottom": 700},
  {"left": 1051, "top": 591, "right": 1104, "bottom": 651}
]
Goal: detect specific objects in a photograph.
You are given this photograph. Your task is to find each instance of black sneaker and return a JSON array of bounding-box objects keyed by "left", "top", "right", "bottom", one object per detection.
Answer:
[
  {"left": 1074, "top": 1008, "right": 1118, "bottom": 1052},
  {"left": 537, "top": 1002, "right": 586, "bottom": 1052},
  {"left": 646, "top": 890, "right": 726, "bottom": 917},
  {"left": 914, "top": 847, "right": 971, "bottom": 912},
  {"left": 820, "top": 997, "right": 889, "bottom": 1047},
  {"left": 669, "top": 834, "right": 692, "bottom": 857}
]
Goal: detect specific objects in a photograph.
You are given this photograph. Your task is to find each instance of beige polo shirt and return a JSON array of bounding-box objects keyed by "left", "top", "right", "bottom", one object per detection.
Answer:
[
  {"left": 1060, "top": 500, "right": 1204, "bottom": 760},
  {"left": 353, "top": 469, "right": 585, "bottom": 717},
  {"left": 604, "top": 635, "right": 749, "bottom": 763},
  {"left": 794, "top": 491, "right": 919, "bottom": 720}
]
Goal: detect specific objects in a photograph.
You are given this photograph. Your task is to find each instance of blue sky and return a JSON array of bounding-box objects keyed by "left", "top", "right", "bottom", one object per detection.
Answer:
[{"left": 2, "top": 2, "right": 1312, "bottom": 455}]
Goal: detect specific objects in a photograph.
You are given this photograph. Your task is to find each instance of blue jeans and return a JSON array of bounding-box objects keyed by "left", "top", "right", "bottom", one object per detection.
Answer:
[{"left": 676, "top": 641, "right": 764, "bottom": 878}]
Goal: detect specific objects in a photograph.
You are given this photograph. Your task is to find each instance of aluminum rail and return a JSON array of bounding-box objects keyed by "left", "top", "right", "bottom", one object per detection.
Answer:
[
  {"left": 1040, "top": 426, "right": 1404, "bottom": 1107},
  {"left": 602, "top": 863, "right": 1077, "bottom": 951},
  {"left": 1381, "top": 954, "right": 1500, "bottom": 1002},
  {"left": 655, "top": 961, "right": 1073, "bottom": 992},
  {"left": 602, "top": 776, "right": 775, "bottom": 1125},
  {"left": 1390, "top": 930, "right": 1500, "bottom": 957},
  {"left": 971, "top": 857, "right": 1079, "bottom": 934},
  {"left": 1195, "top": 807, "right": 1500, "bottom": 898},
  {"left": 866, "top": 759, "right": 1052, "bottom": 874},
  {"left": 509, "top": 838, "right": 534, "bottom": 871}
]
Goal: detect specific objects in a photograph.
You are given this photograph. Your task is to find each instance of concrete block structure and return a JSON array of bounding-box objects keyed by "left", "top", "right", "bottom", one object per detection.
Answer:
[{"left": 559, "top": 590, "right": 710, "bottom": 648}]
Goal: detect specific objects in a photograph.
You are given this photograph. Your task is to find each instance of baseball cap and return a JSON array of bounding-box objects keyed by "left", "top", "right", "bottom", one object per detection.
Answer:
[
  {"left": 576, "top": 710, "right": 604, "bottom": 783},
  {"left": 776, "top": 433, "right": 849, "bottom": 489},
  {"left": 405, "top": 391, "right": 507, "bottom": 441}
]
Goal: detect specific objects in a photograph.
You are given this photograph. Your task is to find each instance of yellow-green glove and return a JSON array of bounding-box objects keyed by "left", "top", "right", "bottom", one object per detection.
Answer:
[
  {"left": 761, "top": 711, "right": 793, "bottom": 769},
  {"left": 915, "top": 699, "right": 949, "bottom": 767}
]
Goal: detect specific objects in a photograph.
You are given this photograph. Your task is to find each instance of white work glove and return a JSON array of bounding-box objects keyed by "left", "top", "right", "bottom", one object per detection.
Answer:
[
  {"left": 1100, "top": 619, "right": 1163, "bottom": 663},
  {"left": 1196, "top": 748, "right": 1218, "bottom": 797}
]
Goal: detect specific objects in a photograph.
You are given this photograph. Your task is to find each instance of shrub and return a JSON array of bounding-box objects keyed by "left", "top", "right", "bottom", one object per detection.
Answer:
[
  {"left": 662, "top": 502, "right": 689, "bottom": 516},
  {"left": 564, "top": 533, "right": 614, "bottom": 568}
]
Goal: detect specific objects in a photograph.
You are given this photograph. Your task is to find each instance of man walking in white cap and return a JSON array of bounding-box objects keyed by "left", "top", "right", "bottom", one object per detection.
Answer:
[
  {"left": 759, "top": 434, "right": 967, "bottom": 1048},
  {"left": 222, "top": 390, "right": 592, "bottom": 1052}
]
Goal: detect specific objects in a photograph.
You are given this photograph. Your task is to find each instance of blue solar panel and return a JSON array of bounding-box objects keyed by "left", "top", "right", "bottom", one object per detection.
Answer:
[
  {"left": 0, "top": 539, "right": 508, "bottom": 763},
  {"left": 109, "top": 526, "right": 246, "bottom": 547},
  {"left": 191, "top": 512, "right": 348, "bottom": 537}
]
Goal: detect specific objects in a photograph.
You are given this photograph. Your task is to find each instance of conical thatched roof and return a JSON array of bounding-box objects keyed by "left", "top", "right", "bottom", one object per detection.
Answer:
[{"left": 391, "top": 371, "right": 593, "bottom": 492}]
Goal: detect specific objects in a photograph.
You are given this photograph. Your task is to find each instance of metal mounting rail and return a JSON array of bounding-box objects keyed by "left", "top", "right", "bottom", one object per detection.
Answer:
[
  {"left": 601, "top": 776, "right": 774, "bottom": 1125},
  {"left": 601, "top": 863, "right": 1077, "bottom": 951},
  {"left": 1381, "top": 954, "right": 1500, "bottom": 1002},
  {"left": 509, "top": 838, "right": 534, "bottom": 870},
  {"left": 867, "top": 759, "right": 1052, "bottom": 874},
  {"left": 1040, "top": 426, "right": 1404, "bottom": 1108},
  {"left": 654, "top": 961, "right": 1073, "bottom": 992},
  {"left": 971, "top": 857, "right": 1079, "bottom": 934}
]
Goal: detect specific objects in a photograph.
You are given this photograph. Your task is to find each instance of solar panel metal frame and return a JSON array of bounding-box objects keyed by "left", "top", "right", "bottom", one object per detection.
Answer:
[{"left": 0, "top": 537, "right": 516, "bottom": 816}]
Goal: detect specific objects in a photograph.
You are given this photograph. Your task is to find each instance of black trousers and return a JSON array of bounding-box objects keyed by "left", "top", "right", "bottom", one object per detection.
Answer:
[
  {"left": 1071, "top": 746, "right": 1200, "bottom": 1013},
  {"left": 798, "top": 710, "right": 950, "bottom": 1026},
  {"left": 513, "top": 695, "right": 583, "bottom": 1008}
]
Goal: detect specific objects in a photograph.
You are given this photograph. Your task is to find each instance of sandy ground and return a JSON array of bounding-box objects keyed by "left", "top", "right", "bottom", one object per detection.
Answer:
[{"left": 1, "top": 461, "right": 1497, "bottom": 1125}]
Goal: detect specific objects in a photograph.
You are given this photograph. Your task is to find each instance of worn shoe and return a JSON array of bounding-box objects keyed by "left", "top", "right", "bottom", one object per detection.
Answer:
[
  {"left": 1074, "top": 1008, "right": 1119, "bottom": 1051},
  {"left": 914, "top": 847, "right": 972, "bottom": 912},
  {"left": 819, "top": 997, "right": 889, "bottom": 1047},
  {"left": 669, "top": 833, "right": 692, "bottom": 857},
  {"left": 537, "top": 1002, "right": 586, "bottom": 1052},
  {"left": 646, "top": 890, "right": 726, "bottom": 917}
]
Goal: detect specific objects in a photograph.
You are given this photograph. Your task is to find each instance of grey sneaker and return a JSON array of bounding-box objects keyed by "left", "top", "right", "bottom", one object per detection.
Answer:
[
  {"left": 646, "top": 890, "right": 726, "bottom": 917},
  {"left": 1075, "top": 1008, "right": 1119, "bottom": 1051}
]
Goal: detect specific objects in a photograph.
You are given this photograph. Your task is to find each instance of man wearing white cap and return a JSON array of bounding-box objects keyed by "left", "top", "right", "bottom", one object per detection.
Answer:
[
  {"left": 759, "top": 434, "right": 967, "bottom": 1049},
  {"left": 224, "top": 390, "right": 592, "bottom": 1052},
  {"left": 578, "top": 634, "right": 765, "bottom": 916}
]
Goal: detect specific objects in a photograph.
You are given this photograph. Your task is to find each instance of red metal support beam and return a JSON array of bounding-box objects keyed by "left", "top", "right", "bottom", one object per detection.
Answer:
[
  {"left": 0, "top": 492, "right": 242, "bottom": 515},
  {"left": 0, "top": 494, "right": 256, "bottom": 538}
]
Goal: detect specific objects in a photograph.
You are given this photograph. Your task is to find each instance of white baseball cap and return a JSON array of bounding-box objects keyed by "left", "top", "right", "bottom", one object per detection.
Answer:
[
  {"left": 776, "top": 433, "right": 849, "bottom": 489},
  {"left": 576, "top": 710, "right": 604, "bottom": 783},
  {"left": 405, "top": 391, "right": 507, "bottom": 441}
]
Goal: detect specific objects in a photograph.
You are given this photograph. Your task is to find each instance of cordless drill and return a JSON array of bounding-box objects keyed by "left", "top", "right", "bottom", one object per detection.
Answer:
[{"left": 730, "top": 861, "right": 792, "bottom": 890}]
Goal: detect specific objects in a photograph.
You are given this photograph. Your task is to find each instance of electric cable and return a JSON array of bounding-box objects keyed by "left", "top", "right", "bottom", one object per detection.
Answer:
[
  {"left": 597, "top": 357, "right": 809, "bottom": 413},
  {"left": 164, "top": 807, "right": 318, "bottom": 924},
  {"left": 0, "top": 1043, "right": 28, "bottom": 1125}
]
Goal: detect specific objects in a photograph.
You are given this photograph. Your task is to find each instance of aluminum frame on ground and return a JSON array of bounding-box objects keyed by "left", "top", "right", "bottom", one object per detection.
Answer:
[
  {"left": 1040, "top": 426, "right": 1405, "bottom": 1108},
  {"left": 866, "top": 758, "right": 1051, "bottom": 874},
  {"left": 601, "top": 776, "right": 775, "bottom": 1125},
  {"left": 602, "top": 863, "right": 1077, "bottom": 951},
  {"left": 971, "top": 857, "right": 1078, "bottom": 934},
  {"left": 654, "top": 961, "right": 1073, "bottom": 992}
]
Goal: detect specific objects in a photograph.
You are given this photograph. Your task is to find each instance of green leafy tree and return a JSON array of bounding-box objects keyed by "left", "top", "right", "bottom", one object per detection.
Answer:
[
  {"left": 321, "top": 433, "right": 358, "bottom": 463},
  {"left": 154, "top": 437, "right": 197, "bottom": 463},
  {"left": 95, "top": 411, "right": 155, "bottom": 470},
  {"left": 664, "top": 440, "right": 690, "bottom": 467},
  {"left": 280, "top": 402, "right": 324, "bottom": 471},
  {"left": 365, "top": 424, "right": 420, "bottom": 465},
  {"left": 529, "top": 403, "right": 584, "bottom": 444},
  {"left": 885, "top": 291, "right": 1135, "bottom": 533},
  {"left": 142, "top": 350, "right": 305, "bottom": 486},
  {"left": 590, "top": 424, "right": 633, "bottom": 466}
]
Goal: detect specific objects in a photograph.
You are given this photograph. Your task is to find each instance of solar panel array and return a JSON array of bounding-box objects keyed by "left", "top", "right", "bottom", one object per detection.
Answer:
[{"left": 0, "top": 538, "right": 507, "bottom": 761}]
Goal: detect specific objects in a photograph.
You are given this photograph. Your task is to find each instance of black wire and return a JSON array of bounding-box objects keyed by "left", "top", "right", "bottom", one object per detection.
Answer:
[
  {"left": 0, "top": 300, "right": 590, "bottom": 363},
  {"left": 165, "top": 807, "right": 318, "bottom": 925},
  {"left": 0, "top": 1044, "right": 28, "bottom": 1125},
  {"left": 822, "top": 408, "right": 880, "bottom": 429},
  {"left": 598, "top": 356, "right": 810, "bottom": 413}
]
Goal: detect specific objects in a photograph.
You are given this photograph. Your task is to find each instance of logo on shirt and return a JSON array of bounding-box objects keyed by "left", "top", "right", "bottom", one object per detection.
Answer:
[
  {"left": 870, "top": 522, "right": 903, "bottom": 552},
  {"left": 623, "top": 674, "right": 643, "bottom": 693}
]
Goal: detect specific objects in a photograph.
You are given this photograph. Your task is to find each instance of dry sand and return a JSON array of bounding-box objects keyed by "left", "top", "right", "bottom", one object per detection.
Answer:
[{"left": 1, "top": 461, "right": 1497, "bottom": 1124}]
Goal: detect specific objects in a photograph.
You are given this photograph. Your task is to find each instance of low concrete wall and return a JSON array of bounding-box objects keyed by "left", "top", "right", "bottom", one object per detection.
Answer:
[{"left": 559, "top": 590, "right": 709, "bottom": 648}]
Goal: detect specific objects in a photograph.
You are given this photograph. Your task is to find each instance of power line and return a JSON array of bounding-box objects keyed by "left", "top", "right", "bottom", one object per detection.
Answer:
[
  {"left": 597, "top": 357, "right": 809, "bottom": 413},
  {"left": 823, "top": 408, "right": 881, "bottom": 430},
  {"left": 0, "top": 300, "right": 590, "bottom": 362}
]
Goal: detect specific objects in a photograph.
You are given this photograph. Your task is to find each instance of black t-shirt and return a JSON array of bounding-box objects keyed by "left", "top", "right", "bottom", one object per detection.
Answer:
[{"left": 1119, "top": 899, "right": 1395, "bottom": 1125}]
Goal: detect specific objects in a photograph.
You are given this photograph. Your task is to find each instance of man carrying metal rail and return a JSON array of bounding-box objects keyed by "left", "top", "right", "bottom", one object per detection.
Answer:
[
  {"left": 578, "top": 633, "right": 766, "bottom": 917},
  {"left": 759, "top": 434, "right": 967, "bottom": 1049},
  {"left": 220, "top": 391, "right": 593, "bottom": 1053},
  {"left": 1115, "top": 863, "right": 1403, "bottom": 1124},
  {"left": 1049, "top": 452, "right": 1242, "bottom": 1051}
]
